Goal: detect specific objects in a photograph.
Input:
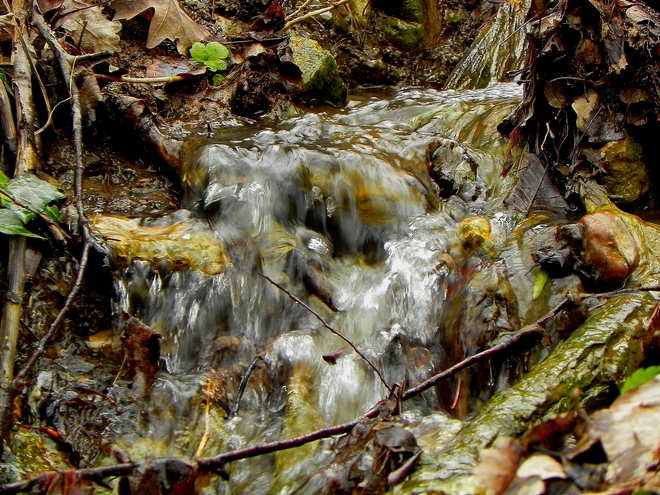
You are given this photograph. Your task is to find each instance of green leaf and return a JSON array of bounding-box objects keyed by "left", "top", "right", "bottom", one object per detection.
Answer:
[
  {"left": 206, "top": 41, "right": 229, "bottom": 60},
  {"left": 0, "top": 170, "right": 9, "bottom": 188},
  {"left": 189, "top": 42, "right": 207, "bottom": 61},
  {"left": 190, "top": 41, "right": 230, "bottom": 72},
  {"left": 7, "top": 203, "right": 35, "bottom": 224},
  {"left": 4, "top": 174, "right": 66, "bottom": 214},
  {"left": 43, "top": 205, "right": 63, "bottom": 223},
  {"left": 533, "top": 269, "right": 549, "bottom": 299},
  {"left": 620, "top": 365, "right": 660, "bottom": 395},
  {"left": 205, "top": 58, "right": 227, "bottom": 72},
  {"left": 0, "top": 69, "right": 13, "bottom": 98},
  {"left": 212, "top": 74, "right": 225, "bottom": 86},
  {"left": 0, "top": 209, "right": 44, "bottom": 238}
]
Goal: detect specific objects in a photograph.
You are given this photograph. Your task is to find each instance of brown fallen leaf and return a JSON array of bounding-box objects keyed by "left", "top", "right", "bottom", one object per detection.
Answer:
[
  {"left": 60, "top": 0, "right": 121, "bottom": 54},
  {"left": 145, "top": 56, "right": 206, "bottom": 78},
  {"left": 475, "top": 437, "right": 524, "bottom": 495},
  {"left": 591, "top": 377, "right": 660, "bottom": 484},
  {"left": 516, "top": 454, "right": 567, "bottom": 481},
  {"left": 110, "top": 0, "right": 209, "bottom": 54}
]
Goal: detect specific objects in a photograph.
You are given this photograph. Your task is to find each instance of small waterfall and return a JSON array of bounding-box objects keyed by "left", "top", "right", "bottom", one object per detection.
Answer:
[
  {"left": 95, "top": 84, "right": 523, "bottom": 493},
  {"left": 445, "top": 0, "right": 531, "bottom": 89}
]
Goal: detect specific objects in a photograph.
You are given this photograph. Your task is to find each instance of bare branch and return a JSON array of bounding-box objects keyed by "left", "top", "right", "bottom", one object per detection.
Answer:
[
  {"left": 284, "top": 0, "right": 350, "bottom": 30},
  {"left": 259, "top": 272, "right": 392, "bottom": 392}
]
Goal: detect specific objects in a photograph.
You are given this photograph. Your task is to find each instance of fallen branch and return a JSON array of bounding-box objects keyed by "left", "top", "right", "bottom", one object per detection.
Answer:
[
  {"left": 283, "top": 0, "right": 350, "bottom": 30},
  {"left": 259, "top": 272, "right": 392, "bottom": 392}
]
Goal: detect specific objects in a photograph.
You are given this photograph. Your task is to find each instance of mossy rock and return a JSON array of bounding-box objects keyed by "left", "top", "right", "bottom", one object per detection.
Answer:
[
  {"left": 600, "top": 133, "right": 650, "bottom": 206},
  {"left": 288, "top": 34, "right": 348, "bottom": 107},
  {"left": 376, "top": 0, "right": 424, "bottom": 23},
  {"left": 376, "top": 14, "right": 425, "bottom": 50}
]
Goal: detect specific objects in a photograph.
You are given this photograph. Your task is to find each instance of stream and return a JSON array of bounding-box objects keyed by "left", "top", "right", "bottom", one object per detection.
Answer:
[{"left": 85, "top": 83, "right": 559, "bottom": 493}]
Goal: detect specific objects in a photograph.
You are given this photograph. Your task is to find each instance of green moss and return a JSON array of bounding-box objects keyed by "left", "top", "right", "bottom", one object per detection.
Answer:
[
  {"left": 288, "top": 35, "right": 348, "bottom": 107},
  {"left": 383, "top": 0, "right": 425, "bottom": 23},
  {"left": 600, "top": 134, "right": 650, "bottom": 205},
  {"left": 376, "top": 15, "right": 425, "bottom": 50}
]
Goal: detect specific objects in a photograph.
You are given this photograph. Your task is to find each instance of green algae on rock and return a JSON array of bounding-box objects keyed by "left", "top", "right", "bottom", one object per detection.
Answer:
[
  {"left": 92, "top": 215, "right": 228, "bottom": 275},
  {"left": 599, "top": 133, "right": 650, "bottom": 206},
  {"left": 288, "top": 34, "right": 348, "bottom": 107}
]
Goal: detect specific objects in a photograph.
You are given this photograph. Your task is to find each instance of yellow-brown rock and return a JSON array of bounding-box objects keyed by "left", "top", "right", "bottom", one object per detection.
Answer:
[
  {"left": 579, "top": 210, "right": 639, "bottom": 287},
  {"left": 600, "top": 133, "right": 650, "bottom": 206},
  {"left": 92, "top": 215, "right": 228, "bottom": 275}
]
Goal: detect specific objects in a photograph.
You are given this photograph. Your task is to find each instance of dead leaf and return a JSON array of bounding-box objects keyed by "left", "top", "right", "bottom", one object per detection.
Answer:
[
  {"left": 504, "top": 153, "right": 570, "bottom": 216},
  {"left": 145, "top": 56, "right": 206, "bottom": 78},
  {"left": 544, "top": 80, "right": 570, "bottom": 108},
  {"left": 37, "top": 0, "right": 65, "bottom": 16},
  {"left": 516, "top": 454, "right": 567, "bottom": 480},
  {"left": 475, "top": 437, "right": 524, "bottom": 495},
  {"left": 110, "top": 0, "right": 209, "bottom": 54},
  {"left": 572, "top": 90, "right": 599, "bottom": 132},
  {"left": 520, "top": 412, "right": 577, "bottom": 450},
  {"left": 60, "top": 0, "right": 121, "bottom": 54},
  {"left": 43, "top": 470, "right": 94, "bottom": 495},
  {"left": 591, "top": 377, "right": 660, "bottom": 484}
]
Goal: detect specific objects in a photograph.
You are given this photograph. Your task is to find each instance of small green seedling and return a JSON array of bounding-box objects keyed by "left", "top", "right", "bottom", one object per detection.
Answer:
[
  {"left": 620, "top": 365, "right": 660, "bottom": 395},
  {"left": 190, "top": 41, "right": 230, "bottom": 73}
]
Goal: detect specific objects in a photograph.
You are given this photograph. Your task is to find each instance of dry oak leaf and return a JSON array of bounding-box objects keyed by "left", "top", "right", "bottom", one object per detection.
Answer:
[
  {"left": 110, "top": 0, "right": 209, "bottom": 54},
  {"left": 60, "top": 0, "right": 121, "bottom": 54}
]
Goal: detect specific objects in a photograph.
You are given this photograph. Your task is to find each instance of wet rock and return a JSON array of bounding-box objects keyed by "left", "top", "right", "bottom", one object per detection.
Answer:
[
  {"left": 458, "top": 217, "right": 492, "bottom": 252},
  {"left": 446, "top": 0, "right": 529, "bottom": 89},
  {"left": 599, "top": 132, "right": 650, "bottom": 206},
  {"left": 439, "top": 262, "right": 520, "bottom": 416},
  {"left": 374, "top": 0, "right": 424, "bottom": 23},
  {"left": 287, "top": 249, "right": 338, "bottom": 311},
  {"left": 375, "top": 14, "right": 425, "bottom": 50},
  {"left": 288, "top": 34, "right": 348, "bottom": 107},
  {"left": 578, "top": 210, "right": 639, "bottom": 289},
  {"left": 528, "top": 223, "right": 581, "bottom": 277},
  {"left": 92, "top": 215, "right": 228, "bottom": 276},
  {"left": 372, "top": 0, "right": 441, "bottom": 47}
]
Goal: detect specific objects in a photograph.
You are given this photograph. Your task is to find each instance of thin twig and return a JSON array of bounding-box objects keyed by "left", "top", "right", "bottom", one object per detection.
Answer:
[
  {"left": 287, "top": 0, "right": 315, "bottom": 20},
  {"left": 0, "top": 76, "right": 16, "bottom": 153},
  {"left": 12, "top": 12, "right": 95, "bottom": 385},
  {"left": 13, "top": 242, "right": 90, "bottom": 385},
  {"left": 259, "top": 273, "right": 392, "bottom": 392},
  {"left": 283, "top": 0, "right": 350, "bottom": 30},
  {"left": 0, "top": 0, "right": 39, "bottom": 454},
  {"left": 230, "top": 355, "right": 263, "bottom": 417},
  {"left": 95, "top": 74, "right": 199, "bottom": 84},
  {"left": 195, "top": 379, "right": 213, "bottom": 457}
]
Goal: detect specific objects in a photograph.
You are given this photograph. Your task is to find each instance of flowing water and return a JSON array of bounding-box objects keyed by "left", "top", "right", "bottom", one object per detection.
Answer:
[{"left": 93, "top": 84, "right": 533, "bottom": 493}]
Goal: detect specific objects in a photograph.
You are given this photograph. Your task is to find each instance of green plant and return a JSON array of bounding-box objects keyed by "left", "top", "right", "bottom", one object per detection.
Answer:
[
  {"left": 532, "top": 269, "right": 548, "bottom": 300},
  {"left": 0, "top": 170, "right": 65, "bottom": 238},
  {"left": 190, "top": 41, "right": 230, "bottom": 73},
  {"left": 620, "top": 365, "right": 660, "bottom": 395}
]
